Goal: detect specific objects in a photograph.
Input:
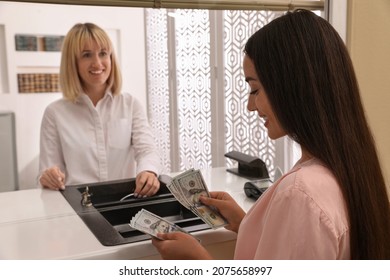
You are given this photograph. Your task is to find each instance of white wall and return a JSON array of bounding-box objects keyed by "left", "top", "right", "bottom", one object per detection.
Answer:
[{"left": 0, "top": 2, "right": 147, "bottom": 189}]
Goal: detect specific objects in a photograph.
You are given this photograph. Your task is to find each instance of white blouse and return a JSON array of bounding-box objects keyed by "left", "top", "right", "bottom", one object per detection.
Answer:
[{"left": 38, "top": 91, "right": 162, "bottom": 186}]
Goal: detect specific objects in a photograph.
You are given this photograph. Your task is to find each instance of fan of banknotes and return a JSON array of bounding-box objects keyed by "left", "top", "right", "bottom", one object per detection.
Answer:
[
  {"left": 129, "top": 169, "right": 228, "bottom": 238},
  {"left": 129, "top": 208, "right": 191, "bottom": 240},
  {"left": 164, "top": 168, "right": 227, "bottom": 229}
]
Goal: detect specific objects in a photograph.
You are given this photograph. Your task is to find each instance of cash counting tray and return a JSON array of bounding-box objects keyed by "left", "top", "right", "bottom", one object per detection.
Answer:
[{"left": 61, "top": 178, "right": 210, "bottom": 246}]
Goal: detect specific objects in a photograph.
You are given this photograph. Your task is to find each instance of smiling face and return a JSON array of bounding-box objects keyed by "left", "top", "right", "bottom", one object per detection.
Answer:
[
  {"left": 77, "top": 40, "right": 111, "bottom": 95},
  {"left": 244, "top": 55, "right": 286, "bottom": 140}
]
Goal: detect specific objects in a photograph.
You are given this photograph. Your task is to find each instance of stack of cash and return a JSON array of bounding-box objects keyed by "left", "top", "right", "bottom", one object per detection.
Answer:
[
  {"left": 130, "top": 209, "right": 190, "bottom": 239},
  {"left": 166, "top": 168, "right": 227, "bottom": 229},
  {"left": 129, "top": 169, "right": 227, "bottom": 239}
]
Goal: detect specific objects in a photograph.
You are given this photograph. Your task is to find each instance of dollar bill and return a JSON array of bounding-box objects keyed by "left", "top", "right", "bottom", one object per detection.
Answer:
[
  {"left": 167, "top": 169, "right": 228, "bottom": 229},
  {"left": 167, "top": 180, "right": 191, "bottom": 209},
  {"left": 176, "top": 169, "right": 210, "bottom": 207},
  {"left": 129, "top": 209, "right": 188, "bottom": 239},
  {"left": 193, "top": 205, "right": 228, "bottom": 228}
]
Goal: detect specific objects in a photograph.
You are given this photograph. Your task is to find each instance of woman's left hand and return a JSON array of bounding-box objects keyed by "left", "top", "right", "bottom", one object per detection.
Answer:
[
  {"left": 135, "top": 171, "right": 160, "bottom": 197},
  {"left": 152, "top": 232, "right": 212, "bottom": 260}
]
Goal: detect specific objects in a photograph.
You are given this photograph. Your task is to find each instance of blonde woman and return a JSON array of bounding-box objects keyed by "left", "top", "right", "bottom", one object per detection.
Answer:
[{"left": 39, "top": 23, "right": 161, "bottom": 198}]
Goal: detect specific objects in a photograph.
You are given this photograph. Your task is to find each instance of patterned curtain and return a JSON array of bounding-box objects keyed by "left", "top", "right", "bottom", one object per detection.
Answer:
[{"left": 146, "top": 9, "right": 286, "bottom": 177}]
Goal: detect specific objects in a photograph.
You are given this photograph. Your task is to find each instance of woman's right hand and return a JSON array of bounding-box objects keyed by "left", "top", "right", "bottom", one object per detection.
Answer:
[
  {"left": 40, "top": 166, "right": 65, "bottom": 191},
  {"left": 199, "top": 191, "right": 246, "bottom": 233},
  {"left": 152, "top": 232, "right": 212, "bottom": 260}
]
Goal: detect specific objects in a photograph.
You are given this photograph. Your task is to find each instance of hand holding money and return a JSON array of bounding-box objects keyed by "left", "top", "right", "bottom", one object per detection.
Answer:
[
  {"left": 129, "top": 209, "right": 190, "bottom": 239},
  {"left": 129, "top": 169, "right": 228, "bottom": 241},
  {"left": 166, "top": 169, "right": 228, "bottom": 229}
]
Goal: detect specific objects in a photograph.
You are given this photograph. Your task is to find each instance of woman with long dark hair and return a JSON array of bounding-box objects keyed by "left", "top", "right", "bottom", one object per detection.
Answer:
[{"left": 152, "top": 10, "right": 390, "bottom": 259}]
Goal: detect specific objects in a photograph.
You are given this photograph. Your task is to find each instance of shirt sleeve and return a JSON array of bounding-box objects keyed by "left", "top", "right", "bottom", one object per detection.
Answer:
[
  {"left": 129, "top": 97, "right": 162, "bottom": 176},
  {"left": 254, "top": 187, "right": 341, "bottom": 259},
  {"left": 38, "top": 105, "right": 66, "bottom": 186}
]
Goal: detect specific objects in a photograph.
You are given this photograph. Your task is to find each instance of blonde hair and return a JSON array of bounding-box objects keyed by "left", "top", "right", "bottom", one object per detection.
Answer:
[{"left": 60, "top": 23, "right": 122, "bottom": 101}]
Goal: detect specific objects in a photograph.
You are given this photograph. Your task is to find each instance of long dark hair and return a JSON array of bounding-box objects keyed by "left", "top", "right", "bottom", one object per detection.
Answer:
[{"left": 244, "top": 9, "right": 390, "bottom": 259}]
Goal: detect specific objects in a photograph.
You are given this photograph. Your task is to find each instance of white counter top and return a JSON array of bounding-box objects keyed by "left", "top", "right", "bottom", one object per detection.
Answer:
[{"left": 0, "top": 167, "right": 256, "bottom": 260}]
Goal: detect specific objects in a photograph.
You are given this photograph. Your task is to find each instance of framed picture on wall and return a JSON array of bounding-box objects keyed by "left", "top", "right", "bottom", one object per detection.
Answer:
[
  {"left": 43, "top": 35, "right": 64, "bottom": 51},
  {"left": 17, "top": 73, "right": 60, "bottom": 93},
  {"left": 15, "top": 34, "right": 64, "bottom": 52},
  {"left": 15, "top": 34, "right": 38, "bottom": 51}
]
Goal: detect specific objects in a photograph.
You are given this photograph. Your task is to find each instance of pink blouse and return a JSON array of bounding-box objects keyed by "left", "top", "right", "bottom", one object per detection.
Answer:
[{"left": 234, "top": 158, "right": 350, "bottom": 259}]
